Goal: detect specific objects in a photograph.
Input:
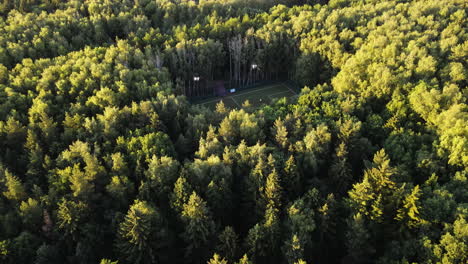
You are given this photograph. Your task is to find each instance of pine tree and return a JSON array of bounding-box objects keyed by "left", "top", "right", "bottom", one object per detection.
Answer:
[
  {"left": 181, "top": 192, "right": 215, "bottom": 261},
  {"left": 57, "top": 198, "right": 88, "bottom": 237},
  {"left": 264, "top": 168, "right": 282, "bottom": 210},
  {"left": 284, "top": 234, "right": 304, "bottom": 264},
  {"left": 329, "top": 143, "right": 352, "bottom": 194},
  {"left": 216, "top": 101, "right": 228, "bottom": 115},
  {"left": 170, "top": 173, "right": 192, "bottom": 213},
  {"left": 0, "top": 240, "right": 7, "bottom": 263},
  {"left": 317, "top": 194, "right": 339, "bottom": 262},
  {"left": 144, "top": 155, "right": 179, "bottom": 206},
  {"left": 100, "top": 259, "right": 118, "bottom": 264},
  {"left": 69, "top": 164, "right": 93, "bottom": 200},
  {"left": 346, "top": 213, "right": 375, "bottom": 263},
  {"left": 24, "top": 129, "right": 44, "bottom": 181},
  {"left": 217, "top": 226, "right": 238, "bottom": 262},
  {"left": 283, "top": 194, "right": 315, "bottom": 263},
  {"left": 117, "top": 200, "right": 170, "bottom": 264},
  {"left": 272, "top": 118, "right": 288, "bottom": 149},
  {"left": 242, "top": 157, "right": 266, "bottom": 224},
  {"left": 263, "top": 206, "right": 281, "bottom": 262},
  {"left": 283, "top": 155, "right": 301, "bottom": 199},
  {"left": 294, "top": 260, "right": 307, "bottom": 264},
  {"left": 19, "top": 198, "right": 42, "bottom": 230},
  {"left": 2, "top": 170, "right": 26, "bottom": 202},
  {"left": 106, "top": 175, "right": 134, "bottom": 209},
  {"left": 236, "top": 254, "right": 252, "bottom": 264},
  {"left": 395, "top": 185, "right": 427, "bottom": 230},
  {"left": 348, "top": 149, "right": 398, "bottom": 223},
  {"left": 208, "top": 253, "right": 228, "bottom": 264},
  {"left": 245, "top": 224, "right": 268, "bottom": 262}
]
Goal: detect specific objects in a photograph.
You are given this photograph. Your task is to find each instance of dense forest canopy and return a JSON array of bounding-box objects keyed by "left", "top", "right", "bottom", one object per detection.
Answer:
[{"left": 0, "top": 0, "right": 467, "bottom": 263}]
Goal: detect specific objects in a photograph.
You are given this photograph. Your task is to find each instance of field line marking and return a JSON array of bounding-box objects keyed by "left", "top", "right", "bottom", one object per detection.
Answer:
[
  {"left": 268, "top": 90, "right": 294, "bottom": 99},
  {"left": 230, "top": 97, "right": 242, "bottom": 108},
  {"left": 281, "top": 82, "right": 297, "bottom": 95},
  {"left": 197, "top": 82, "right": 286, "bottom": 105},
  {"left": 230, "top": 84, "right": 283, "bottom": 98},
  {"left": 199, "top": 98, "right": 221, "bottom": 106}
]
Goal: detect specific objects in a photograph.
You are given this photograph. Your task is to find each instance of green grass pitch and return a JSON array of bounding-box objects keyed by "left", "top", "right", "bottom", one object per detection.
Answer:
[{"left": 197, "top": 83, "right": 297, "bottom": 109}]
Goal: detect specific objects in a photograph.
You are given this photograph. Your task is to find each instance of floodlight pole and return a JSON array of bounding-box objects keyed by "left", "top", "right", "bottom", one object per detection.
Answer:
[
  {"left": 251, "top": 64, "right": 258, "bottom": 85},
  {"left": 193, "top": 76, "right": 200, "bottom": 96}
]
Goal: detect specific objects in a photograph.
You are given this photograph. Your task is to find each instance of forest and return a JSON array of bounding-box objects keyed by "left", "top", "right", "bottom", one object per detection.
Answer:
[{"left": 0, "top": 0, "right": 467, "bottom": 263}]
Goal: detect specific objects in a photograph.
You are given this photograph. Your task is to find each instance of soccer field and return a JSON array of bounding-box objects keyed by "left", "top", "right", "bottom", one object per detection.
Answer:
[{"left": 197, "top": 82, "right": 297, "bottom": 109}]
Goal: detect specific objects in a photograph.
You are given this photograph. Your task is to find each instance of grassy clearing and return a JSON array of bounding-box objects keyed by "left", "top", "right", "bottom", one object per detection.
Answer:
[{"left": 197, "top": 82, "right": 296, "bottom": 109}]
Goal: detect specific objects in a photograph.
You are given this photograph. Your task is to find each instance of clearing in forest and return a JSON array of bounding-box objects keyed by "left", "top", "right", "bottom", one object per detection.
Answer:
[{"left": 197, "top": 82, "right": 297, "bottom": 109}]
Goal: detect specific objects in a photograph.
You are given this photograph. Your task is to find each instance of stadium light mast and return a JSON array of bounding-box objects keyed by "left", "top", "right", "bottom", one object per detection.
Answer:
[
  {"left": 251, "top": 64, "right": 258, "bottom": 85},
  {"left": 193, "top": 75, "right": 200, "bottom": 96}
]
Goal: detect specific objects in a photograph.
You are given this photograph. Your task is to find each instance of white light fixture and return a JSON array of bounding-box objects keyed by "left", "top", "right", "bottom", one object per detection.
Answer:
[
  {"left": 193, "top": 76, "right": 200, "bottom": 81},
  {"left": 251, "top": 64, "right": 258, "bottom": 69}
]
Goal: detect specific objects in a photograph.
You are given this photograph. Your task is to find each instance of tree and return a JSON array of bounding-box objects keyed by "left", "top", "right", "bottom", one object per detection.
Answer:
[
  {"left": 2, "top": 169, "right": 26, "bottom": 202},
  {"left": 395, "top": 185, "right": 427, "bottom": 230},
  {"left": 34, "top": 244, "right": 60, "bottom": 264},
  {"left": 283, "top": 155, "right": 301, "bottom": 200},
  {"left": 436, "top": 215, "right": 468, "bottom": 264},
  {"left": 217, "top": 226, "right": 238, "bottom": 262},
  {"left": 317, "top": 194, "right": 339, "bottom": 262},
  {"left": 272, "top": 118, "right": 288, "bottom": 149},
  {"left": 284, "top": 234, "right": 304, "bottom": 264},
  {"left": 24, "top": 129, "right": 45, "bottom": 181},
  {"left": 283, "top": 192, "right": 316, "bottom": 263},
  {"left": 106, "top": 175, "right": 134, "bottom": 209},
  {"left": 9, "top": 231, "right": 41, "bottom": 264},
  {"left": 0, "top": 240, "right": 8, "bottom": 263},
  {"left": 69, "top": 164, "right": 94, "bottom": 200},
  {"left": 245, "top": 223, "right": 269, "bottom": 262},
  {"left": 264, "top": 168, "right": 282, "bottom": 210},
  {"left": 328, "top": 143, "right": 352, "bottom": 194},
  {"left": 181, "top": 192, "right": 215, "bottom": 262},
  {"left": 170, "top": 173, "right": 192, "bottom": 213},
  {"left": 348, "top": 149, "right": 398, "bottom": 223},
  {"left": 117, "top": 200, "right": 170, "bottom": 264},
  {"left": 57, "top": 199, "right": 88, "bottom": 238},
  {"left": 346, "top": 213, "right": 375, "bottom": 263},
  {"left": 100, "top": 259, "right": 118, "bottom": 264},
  {"left": 141, "top": 155, "right": 179, "bottom": 206},
  {"left": 19, "top": 198, "right": 42, "bottom": 230},
  {"left": 208, "top": 253, "right": 228, "bottom": 264},
  {"left": 236, "top": 254, "right": 252, "bottom": 264}
]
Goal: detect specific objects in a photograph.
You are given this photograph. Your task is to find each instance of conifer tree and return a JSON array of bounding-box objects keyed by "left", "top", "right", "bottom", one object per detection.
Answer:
[
  {"left": 208, "top": 253, "right": 229, "bottom": 264},
  {"left": 348, "top": 149, "right": 398, "bottom": 222},
  {"left": 181, "top": 192, "right": 215, "bottom": 261},
  {"left": 395, "top": 185, "right": 427, "bottom": 230},
  {"left": 69, "top": 164, "right": 93, "bottom": 200},
  {"left": 217, "top": 226, "right": 238, "bottom": 262},
  {"left": 245, "top": 223, "right": 268, "bottom": 262},
  {"left": 264, "top": 168, "right": 282, "bottom": 210},
  {"left": 272, "top": 118, "right": 288, "bottom": 149},
  {"left": 100, "top": 259, "right": 118, "bottom": 264},
  {"left": 284, "top": 234, "right": 304, "bottom": 264},
  {"left": 236, "top": 254, "right": 252, "bottom": 264},
  {"left": 346, "top": 213, "right": 375, "bottom": 263},
  {"left": 283, "top": 155, "right": 301, "bottom": 199},
  {"left": 170, "top": 173, "right": 192, "bottom": 213},
  {"left": 57, "top": 198, "right": 88, "bottom": 237},
  {"left": 19, "top": 198, "right": 42, "bottom": 230},
  {"left": 329, "top": 142, "right": 352, "bottom": 193},
  {"left": 2, "top": 169, "right": 26, "bottom": 202},
  {"left": 117, "top": 200, "right": 170, "bottom": 264}
]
